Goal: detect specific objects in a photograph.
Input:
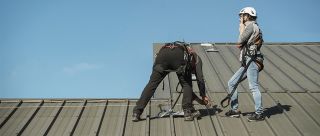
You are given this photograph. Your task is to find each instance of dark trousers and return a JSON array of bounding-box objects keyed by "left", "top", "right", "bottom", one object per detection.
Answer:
[{"left": 133, "top": 47, "right": 195, "bottom": 115}]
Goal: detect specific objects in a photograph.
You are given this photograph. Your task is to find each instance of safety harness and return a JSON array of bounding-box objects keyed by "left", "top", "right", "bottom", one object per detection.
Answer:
[
  {"left": 158, "top": 41, "right": 198, "bottom": 117},
  {"left": 241, "top": 24, "right": 264, "bottom": 71},
  {"left": 161, "top": 41, "right": 193, "bottom": 76}
]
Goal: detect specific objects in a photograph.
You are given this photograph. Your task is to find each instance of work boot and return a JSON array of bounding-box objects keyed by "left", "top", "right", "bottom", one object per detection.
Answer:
[
  {"left": 184, "top": 109, "right": 201, "bottom": 121},
  {"left": 225, "top": 110, "right": 241, "bottom": 118},
  {"left": 247, "top": 113, "right": 265, "bottom": 122},
  {"left": 132, "top": 113, "right": 141, "bottom": 122}
]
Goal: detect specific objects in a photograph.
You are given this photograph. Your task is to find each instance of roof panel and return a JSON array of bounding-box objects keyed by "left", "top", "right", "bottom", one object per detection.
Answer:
[
  {"left": 260, "top": 93, "right": 301, "bottom": 136},
  {"left": 46, "top": 102, "right": 83, "bottom": 136},
  {"left": 150, "top": 101, "right": 172, "bottom": 136},
  {"left": 277, "top": 46, "right": 320, "bottom": 84},
  {"left": 271, "top": 93, "right": 320, "bottom": 135},
  {"left": 299, "top": 46, "right": 320, "bottom": 63},
  {"left": 73, "top": 102, "right": 106, "bottom": 136},
  {"left": 205, "top": 47, "right": 240, "bottom": 92},
  {"left": 266, "top": 46, "right": 319, "bottom": 92},
  {"left": 124, "top": 100, "right": 147, "bottom": 136},
  {"left": 0, "top": 102, "right": 41, "bottom": 136},
  {"left": 192, "top": 45, "right": 226, "bottom": 92},
  {"left": 0, "top": 102, "right": 21, "bottom": 128},
  {"left": 99, "top": 100, "right": 128, "bottom": 136},
  {"left": 174, "top": 117, "right": 198, "bottom": 136},
  {"left": 22, "top": 102, "right": 62, "bottom": 136},
  {"left": 262, "top": 46, "right": 303, "bottom": 92},
  {"left": 310, "top": 93, "right": 320, "bottom": 101},
  {"left": 290, "top": 46, "right": 320, "bottom": 69},
  {"left": 195, "top": 104, "right": 220, "bottom": 136},
  {"left": 290, "top": 93, "right": 320, "bottom": 124}
]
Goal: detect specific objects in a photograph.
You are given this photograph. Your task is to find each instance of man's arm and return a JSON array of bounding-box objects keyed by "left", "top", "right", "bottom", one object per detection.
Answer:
[
  {"left": 238, "top": 23, "right": 254, "bottom": 47},
  {"left": 194, "top": 55, "right": 206, "bottom": 97},
  {"left": 192, "top": 53, "right": 211, "bottom": 106}
]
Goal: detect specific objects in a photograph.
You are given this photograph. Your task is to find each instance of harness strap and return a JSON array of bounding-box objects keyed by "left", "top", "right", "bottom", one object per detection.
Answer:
[{"left": 162, "top": 45, "right": 179, "bottom": 49}]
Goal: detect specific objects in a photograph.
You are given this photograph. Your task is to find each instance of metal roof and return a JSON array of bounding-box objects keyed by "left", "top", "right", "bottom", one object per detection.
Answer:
[{"left": 1, "top": 43, "right": 320, "bottom": 136}]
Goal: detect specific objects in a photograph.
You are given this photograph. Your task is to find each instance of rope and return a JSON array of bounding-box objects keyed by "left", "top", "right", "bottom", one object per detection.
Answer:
[{"left": 220, "top": 57, "right": 256, "bottom": 108}]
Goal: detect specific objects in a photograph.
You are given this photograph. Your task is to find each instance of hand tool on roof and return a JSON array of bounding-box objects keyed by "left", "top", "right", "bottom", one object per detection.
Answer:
[{"left": 158, "top": 74, "right": 212, "bottom": 117}]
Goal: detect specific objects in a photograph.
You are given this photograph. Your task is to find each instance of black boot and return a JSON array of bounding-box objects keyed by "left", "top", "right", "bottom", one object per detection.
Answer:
[
  {"left": 132, "top": 113, "right": 141, "bottom": 122},
  {"left": 247, "top": 113, "right": 265, "bottom": 122},
  {"left": 225, "top": 110, "right": 241, "bottom": 118},
  {"left": 184, "top": 109, "right": 201, "bottom": 121}
]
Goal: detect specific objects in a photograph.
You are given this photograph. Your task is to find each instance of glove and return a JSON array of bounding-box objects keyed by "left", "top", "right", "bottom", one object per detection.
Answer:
[{"left": 248, "top": 45, "right": 257, "bottom": 56}]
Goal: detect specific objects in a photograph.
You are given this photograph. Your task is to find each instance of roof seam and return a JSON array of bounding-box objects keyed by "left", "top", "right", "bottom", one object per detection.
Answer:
[
  {"left": 121, "top": 100, "right": 130, "bottom": 136},
  {"left": 49, "top": 101, "right": 65, "bottom": 135},
  {"left": 305, "top": 46, "right": 320, "bottom": 56},
  {"left": 264, "top": 46, "right": 305, "bottom": 91},
  {"left": 265, "top": 93, "right": 304, "bottom": 135},
  {"left": 17, "top": 100, "right": 44, "bottom": 135},
  {"left": 281, "top": 46, "right": 320, "bottom": 75},
  {"left": 200, "top": 45, "right": 229, "bottom": 136},
  {"left": 272, "top": 46, "right": 320, "bottom": 88},
  {"left": 0, "top": 100, "right": 22, "bottom": 129},
  {"left": 292, "top": 46, "right": 320, "bottom": 64}
]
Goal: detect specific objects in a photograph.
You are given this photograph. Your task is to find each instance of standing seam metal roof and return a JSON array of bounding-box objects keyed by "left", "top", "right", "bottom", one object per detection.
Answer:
[{"left": 0, "top": 42, "right": 320, "bottom": 136}]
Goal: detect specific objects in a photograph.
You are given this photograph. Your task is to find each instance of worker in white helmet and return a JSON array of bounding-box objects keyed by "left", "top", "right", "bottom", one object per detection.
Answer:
[{"left": 225, "top": 7, "right": 265, "bottom": 121}]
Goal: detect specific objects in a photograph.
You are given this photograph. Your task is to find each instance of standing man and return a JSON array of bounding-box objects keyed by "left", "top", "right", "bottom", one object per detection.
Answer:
[
  {"left": 132, "top": 41, "right": 210, "bottom": 121},
  {"left": 225, "top": 7, "right": 265, "bottom": 121}
]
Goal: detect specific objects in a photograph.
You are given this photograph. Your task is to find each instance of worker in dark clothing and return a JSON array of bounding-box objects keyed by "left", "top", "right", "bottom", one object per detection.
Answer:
[{"left": 132, "top": 41, "right": 210, "bottom": 121}]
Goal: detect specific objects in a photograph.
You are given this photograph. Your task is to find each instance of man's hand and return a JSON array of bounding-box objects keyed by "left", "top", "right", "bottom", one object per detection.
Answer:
[
  {"left": 202, "top": 96, "right": 211, "bottom": 107},
  {"left": 239, "top": 17, "right": 245, "bottom": 34}
]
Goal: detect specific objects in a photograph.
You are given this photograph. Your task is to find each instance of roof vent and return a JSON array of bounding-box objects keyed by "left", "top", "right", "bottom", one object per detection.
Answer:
[
  {"left": 201, "top": 43, "right": 219, "bottom": 52},
  {"left": 200, "top": 43, "right": 213, "bottom": 47}
]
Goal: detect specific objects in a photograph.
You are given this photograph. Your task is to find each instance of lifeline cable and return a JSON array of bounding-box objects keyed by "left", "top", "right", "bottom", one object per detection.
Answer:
[
  {"left": 171, "top": 82, "right": 183, "bottom": 110},
  {"left": 220, "top": 56, "right": 256, "bottom": 108}
]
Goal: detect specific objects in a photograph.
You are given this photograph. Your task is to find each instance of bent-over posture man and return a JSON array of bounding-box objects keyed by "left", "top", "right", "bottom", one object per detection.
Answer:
[{"left": 133, "top": 41, "right": 210, "bottom": 121}]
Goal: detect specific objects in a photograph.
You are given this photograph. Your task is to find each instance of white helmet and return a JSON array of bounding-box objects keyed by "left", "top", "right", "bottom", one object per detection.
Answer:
[{"left": 239, "top": 7, "right": 257, "bottom": 17}]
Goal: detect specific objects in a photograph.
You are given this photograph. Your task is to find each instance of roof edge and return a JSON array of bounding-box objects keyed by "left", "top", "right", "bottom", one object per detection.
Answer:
[{"left": 153, "top": 42, "right": 320, "bottom": 45}]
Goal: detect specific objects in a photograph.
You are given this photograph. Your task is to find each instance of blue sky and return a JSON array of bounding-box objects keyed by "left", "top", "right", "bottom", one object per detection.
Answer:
[{"left": 1, "top": 0, "right": 319, "bottom": 98}]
